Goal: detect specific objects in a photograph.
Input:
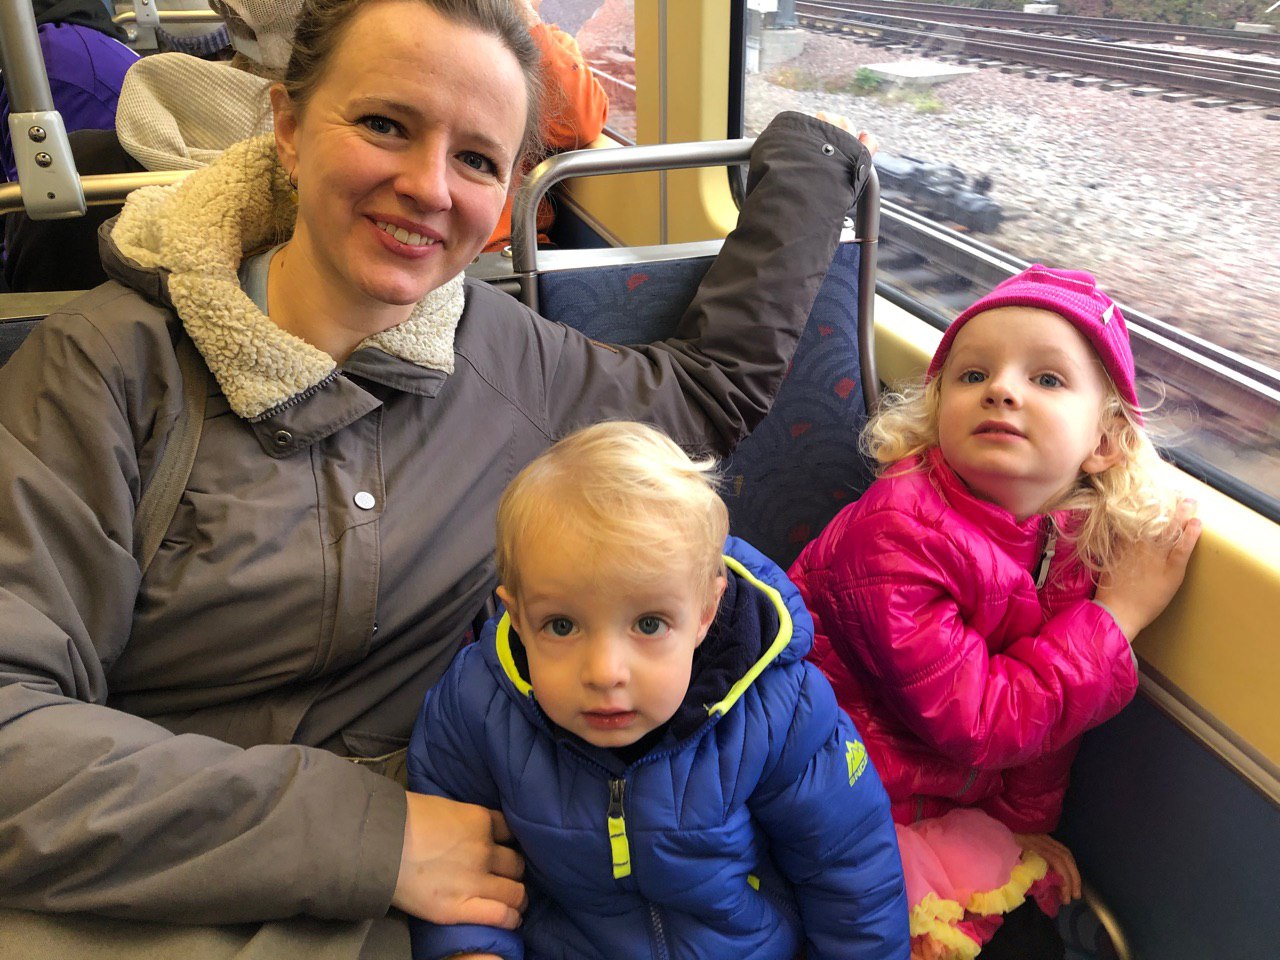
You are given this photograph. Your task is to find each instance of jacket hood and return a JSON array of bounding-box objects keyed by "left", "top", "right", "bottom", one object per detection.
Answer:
[
  {"left": 103, "top": 133, "right": 465, "bottom": 421},
  {"left": 486, "top": 536, "right": 814, "bottom": 746},
  {"left": 116, "top": 54, "right": 274, "bottom": 172}
]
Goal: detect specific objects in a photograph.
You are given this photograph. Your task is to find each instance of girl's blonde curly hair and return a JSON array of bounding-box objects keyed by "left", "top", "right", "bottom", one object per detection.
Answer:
[{"left": 864, "top": 374, "right": 1181, "bottom": 573}]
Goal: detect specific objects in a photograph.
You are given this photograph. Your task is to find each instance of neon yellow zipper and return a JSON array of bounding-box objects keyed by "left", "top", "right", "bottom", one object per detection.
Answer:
[{"left": 607, "top": 777, "right": 632, "bottom": 879}]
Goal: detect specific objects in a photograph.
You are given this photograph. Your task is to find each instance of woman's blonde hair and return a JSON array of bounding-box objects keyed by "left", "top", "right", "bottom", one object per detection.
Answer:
[
  {"left": 496, "top": 422, "right": 729, "bottom": 603},
  {"left": 865, "top": 374, "right": 1181, "bottom": 572}
]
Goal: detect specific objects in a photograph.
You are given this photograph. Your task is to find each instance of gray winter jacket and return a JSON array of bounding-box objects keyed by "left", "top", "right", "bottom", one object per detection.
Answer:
[{"left": 0, "top": 112, "right": 871, "bottom": 924}]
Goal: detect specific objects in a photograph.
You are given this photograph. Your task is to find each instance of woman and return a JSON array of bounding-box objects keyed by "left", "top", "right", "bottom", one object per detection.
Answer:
[{"left": 0, "top": 0, "right": 874, "bottom": 955}]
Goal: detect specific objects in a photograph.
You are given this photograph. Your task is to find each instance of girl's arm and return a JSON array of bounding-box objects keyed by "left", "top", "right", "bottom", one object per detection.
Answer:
[
  {"left": 793, "top": 516, "right": 1138, "bottom": 770},
  {"left": 748, "top": 664, "right": 910, "bottom": 960}
]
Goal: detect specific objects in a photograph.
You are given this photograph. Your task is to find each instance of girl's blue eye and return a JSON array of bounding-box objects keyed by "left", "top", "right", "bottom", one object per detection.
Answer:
[
  {"left": 1037, "top": 373, "right": 1063, "bottom": 388},
  {"left": 960, "top": 370, "right": 985, "bottom": 384},
  {"left": 635, "top": 616, "right": 666, "bottom": 636},
  {"left": 547, "top": 618, "right": 574, "bottom": 637}
]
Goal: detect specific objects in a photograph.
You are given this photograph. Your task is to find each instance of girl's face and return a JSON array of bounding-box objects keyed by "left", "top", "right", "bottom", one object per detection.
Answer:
[
  {"left": 272, "top": 0, "right": 527, "bottom": 328},
  {"left": 936, "top": 306, "right": 1122, "bottom": 521}
]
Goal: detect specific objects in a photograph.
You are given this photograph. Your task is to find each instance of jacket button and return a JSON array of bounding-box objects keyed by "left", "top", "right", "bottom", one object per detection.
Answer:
[
  {"left": 354, "top": 491, "right": 376, "bottom": 510},
  {"left": 821, "top": 143, "right": 835, "bottom": 156},
  {"left": 272, "top": 429, "right": 292, "bottom": 448}
]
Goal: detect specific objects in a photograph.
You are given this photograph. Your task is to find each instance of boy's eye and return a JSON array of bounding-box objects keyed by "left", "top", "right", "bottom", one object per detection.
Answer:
[
  {"left": 635, "top": 616, "right": 667, "bottom": 637},
  {"left": 1036, "top": 373, "right": 1063, "bottom": 388},
  {"left": 547, "top": 617, "right": 575, "bottom": 637},
  {"left": 360, "top": 115, "right": 400, "bottom": 137},
  {"left": 960, "top": 370, "right": 985, "bottom": 384},
  {"left": 458, "top": 150, "right": 497, "bottom": 175}
]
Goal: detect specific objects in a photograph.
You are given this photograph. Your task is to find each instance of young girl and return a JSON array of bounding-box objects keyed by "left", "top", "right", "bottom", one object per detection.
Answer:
[{"left": 788, "top": 265, "right": 1201, "bottom": 960}]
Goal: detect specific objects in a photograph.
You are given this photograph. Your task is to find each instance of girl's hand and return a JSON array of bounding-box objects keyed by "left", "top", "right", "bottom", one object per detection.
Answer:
[
  {"left": 392, "top": 793, "right": 526, "bottom": 927},
  {"left": 1014, "top": 832, "right": 1081, "bottom": 904},
  {"left": 1094, "top": 497, "right": 1202, "bottom": 641},
  {"left": 814, "top": 111, "right": 879, "bottom": 158}
]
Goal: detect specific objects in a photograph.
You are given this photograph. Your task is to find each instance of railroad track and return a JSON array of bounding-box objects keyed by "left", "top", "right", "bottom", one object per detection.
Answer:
[
  {"left": 805, "top": 0, "right": 1280, "bottom": 54},
  {"left": 794, "top": 0, "right": 1280, "bottom": 107},
  {"left": 876, "top": 202, "right": 1280, "bottom": 505}
]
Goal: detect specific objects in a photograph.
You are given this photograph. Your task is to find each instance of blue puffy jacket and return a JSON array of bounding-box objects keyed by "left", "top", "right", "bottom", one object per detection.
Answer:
[{"left": 407, "top": 537, "right": 908, "bottom": 960}]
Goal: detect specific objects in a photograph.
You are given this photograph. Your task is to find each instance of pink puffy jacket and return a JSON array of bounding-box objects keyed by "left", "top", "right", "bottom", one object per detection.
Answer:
[{"left": 788, "top": 448, "right": 1138, "bottom": 833}]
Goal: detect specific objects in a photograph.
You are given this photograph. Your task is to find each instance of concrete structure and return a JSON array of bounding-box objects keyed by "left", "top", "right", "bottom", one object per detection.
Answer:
[{"left": 865, "top": 60, "right": 977, "bottom": 87}]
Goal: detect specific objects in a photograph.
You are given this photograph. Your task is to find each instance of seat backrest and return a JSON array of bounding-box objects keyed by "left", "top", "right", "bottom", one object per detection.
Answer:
[{"left": 538, "top": 238, "right": 875, "bottom": 569}]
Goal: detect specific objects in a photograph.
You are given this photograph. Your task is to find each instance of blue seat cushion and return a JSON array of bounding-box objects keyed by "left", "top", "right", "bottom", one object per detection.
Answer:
[{"left": 537, "top": 241, "right": 874, "bottom": 569}]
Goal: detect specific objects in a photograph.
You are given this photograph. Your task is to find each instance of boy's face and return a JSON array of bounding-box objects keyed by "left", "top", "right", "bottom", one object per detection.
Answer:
[
  {"left": 497, "top": 525, "right": 726, "bottom": 749},
  {"left": 937, "top": 306, "right": 1122, "bottom": 521}
]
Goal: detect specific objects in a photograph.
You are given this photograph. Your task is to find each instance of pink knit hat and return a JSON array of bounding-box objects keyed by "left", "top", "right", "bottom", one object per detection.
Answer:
[{"left": 926, "top": 264, "right": 1139, "bottom": 410}]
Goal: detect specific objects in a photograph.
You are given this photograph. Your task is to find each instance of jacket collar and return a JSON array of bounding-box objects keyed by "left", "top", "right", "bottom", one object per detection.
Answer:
[
  {"left": 491, "top": 537, "right": 809, "bottom": 748},
  {"left": 923, "top": 447, "right": 1072, "bottom": 556},
  {"left": 104, "top": 133, "right": 466, "bottom": 423}
]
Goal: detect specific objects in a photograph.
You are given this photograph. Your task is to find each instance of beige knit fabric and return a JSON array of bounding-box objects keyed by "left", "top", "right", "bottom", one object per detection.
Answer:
[
  {"left": 111, "top": 134, "right": 467, "bottom": 421},
  {"left": 116, "top": 54, "right": 275, "bottom": 172}
]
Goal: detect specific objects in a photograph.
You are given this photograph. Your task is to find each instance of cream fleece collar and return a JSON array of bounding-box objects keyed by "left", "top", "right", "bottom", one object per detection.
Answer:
[{"left": 110, "top": 133, "right": 466, "bottom": 420}]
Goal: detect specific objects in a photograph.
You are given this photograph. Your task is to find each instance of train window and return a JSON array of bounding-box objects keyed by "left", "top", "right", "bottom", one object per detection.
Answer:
[
  {"left": 739, "top": 1, "right": 1280, "bottom": 519},
  {"left": 542, "top": 0, "right": 637, "bottom": 143}
]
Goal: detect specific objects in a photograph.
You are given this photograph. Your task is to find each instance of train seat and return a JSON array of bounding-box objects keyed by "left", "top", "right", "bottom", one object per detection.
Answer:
[
  {"left": 512, "top": 138, "right": 881, "bottom": 570},
  {"left": 536, "top": 239, "right": 875, "bottom": 569}
]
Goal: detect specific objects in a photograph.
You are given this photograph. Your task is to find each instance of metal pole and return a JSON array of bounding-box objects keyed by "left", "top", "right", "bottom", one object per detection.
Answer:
[
  {"left": 776, "top": 0, "right": 797, "bottom": 29},
  {"left": 0, "top": 0, "right": 86, "bottom": 218}
]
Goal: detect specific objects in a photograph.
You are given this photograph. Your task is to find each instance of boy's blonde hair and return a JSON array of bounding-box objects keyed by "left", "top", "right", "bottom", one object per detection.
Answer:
[
  {"left": 496, "top": 422, "right": 729, "bottom": 602},
  {"left": 865, "top": 375, "right": 1180, "bottom": 573}
]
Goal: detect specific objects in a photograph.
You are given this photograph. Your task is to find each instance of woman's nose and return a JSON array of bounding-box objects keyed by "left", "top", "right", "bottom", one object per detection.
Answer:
[{"left": 396, "top": 142, "right": 452, "bottom": 212}]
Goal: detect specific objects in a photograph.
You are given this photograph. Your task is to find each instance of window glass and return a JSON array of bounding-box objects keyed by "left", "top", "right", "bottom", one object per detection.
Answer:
[
  {"left": 541, "top": 0, "right": 637, "bottom": 143},
  {"left": 742, "top": 4, "right": 1280, "bottom": 511}
]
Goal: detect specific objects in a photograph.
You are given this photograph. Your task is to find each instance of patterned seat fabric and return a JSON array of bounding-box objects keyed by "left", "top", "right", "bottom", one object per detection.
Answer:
[{"left": 537, "top": 241, "right": 875, "bottom": 569}]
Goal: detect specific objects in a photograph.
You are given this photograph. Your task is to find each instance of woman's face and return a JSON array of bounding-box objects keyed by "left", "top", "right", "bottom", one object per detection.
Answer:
[{"left": 272, "top": 0, "right": 528, "bottom": 321}]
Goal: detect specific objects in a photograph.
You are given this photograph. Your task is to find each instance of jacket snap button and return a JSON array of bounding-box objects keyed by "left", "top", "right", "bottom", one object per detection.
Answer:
[
  {"left": 821, "top": 143, "right": 835, "bottom": 156},
  {"left": 272, "top": 429, "right": 292, "bottom": 447},
  {"left": 354, "top": 491, "right": 376, "bottom": 510}
]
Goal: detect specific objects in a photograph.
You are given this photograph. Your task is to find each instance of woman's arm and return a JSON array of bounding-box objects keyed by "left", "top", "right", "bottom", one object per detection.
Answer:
[
  {"left": 0, "top": 306, "right": 486, "bottom": 925},
  {"left": 535, "top": 111, "right": 872, "bottom": 454}
]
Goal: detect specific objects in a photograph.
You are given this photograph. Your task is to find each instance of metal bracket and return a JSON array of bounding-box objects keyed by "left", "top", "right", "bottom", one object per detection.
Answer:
[
  {"left": 6, "top": 112, "right": 87, "bottom": 220},
  {"left": 132, "top": 0, "right": 160, "bottom": 27}
]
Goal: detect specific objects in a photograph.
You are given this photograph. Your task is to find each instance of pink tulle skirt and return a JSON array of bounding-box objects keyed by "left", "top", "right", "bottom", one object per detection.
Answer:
[{"left": 895, "top": 809, "right": 1064, "bottom": 960}]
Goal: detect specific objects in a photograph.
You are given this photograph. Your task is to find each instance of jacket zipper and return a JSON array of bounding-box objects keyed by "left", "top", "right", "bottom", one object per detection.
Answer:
[
  {"left": 648, "top": 903, "right": 670, "bottom": 960},
  {"left": 1034, "top": 522, "right": 1058, "bottom": 590},
  {"left": 607, "top": 777, "right": 632, "bottom": 880}
]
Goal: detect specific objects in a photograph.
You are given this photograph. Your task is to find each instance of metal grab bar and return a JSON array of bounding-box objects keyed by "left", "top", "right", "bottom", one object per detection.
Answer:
[
  {"left": 510, "top": 137, "right": 881, "bottom": 411},
  {"left": 0, "top": 171, "right": 188, "bottom": 217},
  {"left": 0, "top": 0, "right": 85, "bottom": 218}
]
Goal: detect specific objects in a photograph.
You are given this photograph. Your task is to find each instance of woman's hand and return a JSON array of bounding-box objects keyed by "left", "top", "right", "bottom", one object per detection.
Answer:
[
  {"left": 1014, "top": 832, "right": 1081, "bottom": 904},
  {"left": 1095, "top": 497, "right": 1201, "bottom": 641},
  {"left": 814, "top": 111, "right": 879, "bottom": 158},
  {"left": 392, "top": 793, "right": 526, "bottom": 927}
]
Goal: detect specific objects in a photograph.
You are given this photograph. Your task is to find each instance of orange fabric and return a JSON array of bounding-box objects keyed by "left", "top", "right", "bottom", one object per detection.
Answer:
[{"left": 484, "top": 21, "right": 609, "bottom": 252}]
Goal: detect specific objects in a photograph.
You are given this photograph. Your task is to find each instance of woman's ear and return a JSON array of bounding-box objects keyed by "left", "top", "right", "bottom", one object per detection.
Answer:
[
  {"left": 269, "top": 83, "right": 299, "bottom": 177},
  {"left": 696, "top": 575, "right": 729, "bottom": 645}
]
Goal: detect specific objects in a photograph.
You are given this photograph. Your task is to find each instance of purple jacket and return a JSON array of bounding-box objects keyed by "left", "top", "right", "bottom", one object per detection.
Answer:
[
  {"left": 788, "top": 447, "right": 1138, "bottom": 833},
  {"left": 1, "top": 22, "right": 137, "bottom": 183}
]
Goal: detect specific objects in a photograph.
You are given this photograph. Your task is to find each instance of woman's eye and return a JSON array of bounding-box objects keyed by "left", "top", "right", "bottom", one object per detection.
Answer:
[
  {"left": 635, "top": 616, "right": 667, "bottom": 637},
  {"left": 360, "top": 115, "right": 400, "bottom": 137},
  {"left": 960, "top": 370, "right": 985, "bottom": 384},
  {"left": 547, "top": 618, "right": 575, "bottom": 637},
  {"left": 1036, "top": 373, "right": 1063, "bottom": 388},
  {"left": 458, "top": 151, "right": 497, "bottom": 175}
]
